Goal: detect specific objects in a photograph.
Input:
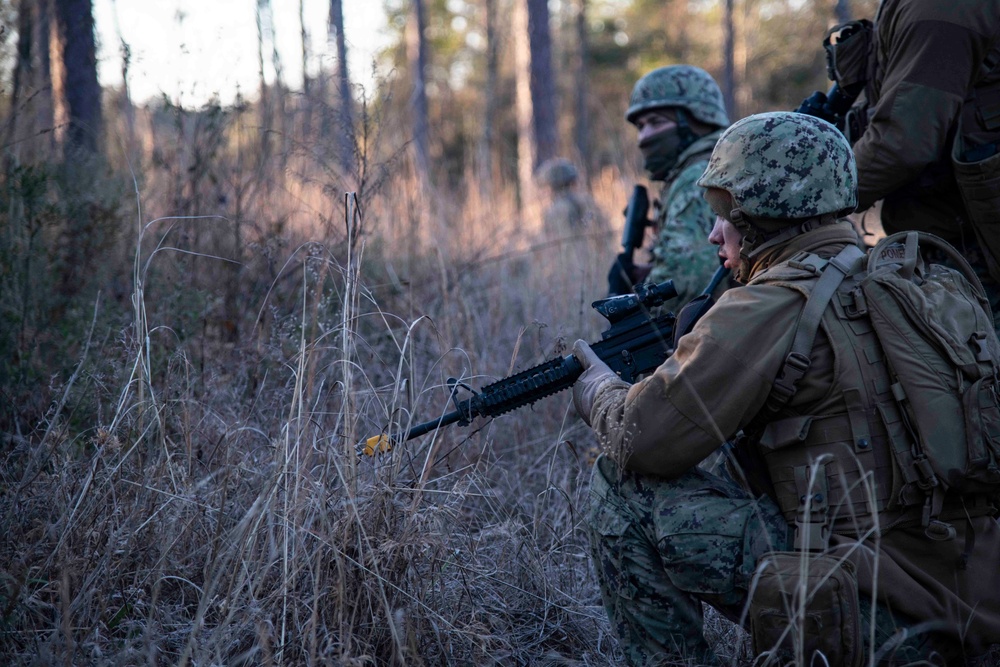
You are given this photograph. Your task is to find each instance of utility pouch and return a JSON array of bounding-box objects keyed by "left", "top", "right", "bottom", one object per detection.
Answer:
[
  {"left": 952, "top": 129, "right": 1000, "bottom": 284},
  {"left": 824, "top": 20, "right": 873, "bottom": 91},
  {"left": 962, "top": 375, "right": 1000, "bottom": 489},
  {"left": 749, "top": 552, "right": 862, "bottom": 667}
]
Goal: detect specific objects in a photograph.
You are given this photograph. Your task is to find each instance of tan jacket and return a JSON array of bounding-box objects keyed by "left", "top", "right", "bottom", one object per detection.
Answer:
[
  {"left": 853, "top": 0, "right": 1000, "bottom": 239},
  {"left": 588, "top": 221, "right": 1000, "bottom": 652}
]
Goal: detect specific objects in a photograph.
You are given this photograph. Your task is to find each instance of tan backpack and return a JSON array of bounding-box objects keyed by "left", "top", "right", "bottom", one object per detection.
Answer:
[
  {"left": 765, "top": 231, "right": 1000, "bottom": 536},
  {"left": 746, "top": 231, "right": 1000, "bottom": 665}
]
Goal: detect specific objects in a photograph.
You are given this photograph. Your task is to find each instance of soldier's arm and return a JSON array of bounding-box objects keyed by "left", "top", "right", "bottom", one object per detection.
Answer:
[
  {"left": 853, "top": 3, "right": 988, "bottom": 210},
  {"left": 588, "top": 287, "right": 798, "bottom": 477}
]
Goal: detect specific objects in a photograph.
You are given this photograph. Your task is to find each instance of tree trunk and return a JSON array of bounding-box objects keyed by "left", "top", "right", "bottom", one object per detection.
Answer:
[
  {"left": 526, "top": 0, "right": 557, "bottom": 167},
  {"left": 266, "top": 0, "right": 287, "bottom": 163},
  {"left": 256, "top": 0, "right": 287, "bottom": 168},
  {"left": 407, "top": 0, "right": 431, "bottom": 183},
  {"left": 722, "top": 0, "right": 737, "bottom": 121},
  {"left": 738, "top": 0, "right": 755, "bottom": 114},
  {"left": 677, "top": 0, "right": 690, "bottom": 62},
  {"left": 573, "top": 0, "right": 590, "bottom": 178},
  {"left": 36, "top": 0, "right": 54, "bottom": 152},
  {"left": 51, "top": 0, "right": 101, "bottom": 156},
  {"left": 513, "top": 0, "right": 536, "bottom": 214},
  {"left": 300, "top": 0, "right": 311, "bottom": 140},
  {"left": 4, "top": 0, "right": 34, "bottom": 163},
  {"left": 256, "top": 0, "right": 272, "bottom": 166},
  {"left": 110, "top": 4, "right": 136, "bottom": 160},
  {"left": 835, "top": 0, "right": 851, "bottom": 23},
  {"left": 477, "top": 0, "right": 498, "bottom": 193},
  {"left": 329, "top": 0, "right": 356, "bottom": 175}
]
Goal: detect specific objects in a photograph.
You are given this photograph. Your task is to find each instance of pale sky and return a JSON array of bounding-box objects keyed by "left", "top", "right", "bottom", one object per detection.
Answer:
[{"left": 92, "top": 0, "right": 391, "bottom": 107}]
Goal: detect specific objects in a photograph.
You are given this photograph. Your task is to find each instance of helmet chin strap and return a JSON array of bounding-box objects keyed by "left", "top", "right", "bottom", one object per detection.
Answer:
[{"left": 731, "top": 207, "right": 838, "bottom": 280}]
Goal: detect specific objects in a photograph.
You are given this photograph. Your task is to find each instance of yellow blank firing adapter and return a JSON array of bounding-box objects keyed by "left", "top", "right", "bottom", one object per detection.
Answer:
[{"left": 360, "top": 434, "right": 394, "bottom": 457}]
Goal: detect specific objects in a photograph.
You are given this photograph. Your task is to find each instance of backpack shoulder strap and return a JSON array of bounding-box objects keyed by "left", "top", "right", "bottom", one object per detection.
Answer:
[{"left": 765, "top": 244, "right": 867, "bottom": 414}]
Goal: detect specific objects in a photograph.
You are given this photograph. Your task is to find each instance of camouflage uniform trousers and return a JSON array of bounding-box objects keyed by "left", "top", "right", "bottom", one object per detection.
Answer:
[{"left": 586, "top": 455, "right": 951, "bottom": 666}]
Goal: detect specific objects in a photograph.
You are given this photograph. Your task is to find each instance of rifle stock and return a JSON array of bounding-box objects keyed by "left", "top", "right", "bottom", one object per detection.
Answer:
[{"left": 362, "top": 276, "right": 722, "bottom": 456}]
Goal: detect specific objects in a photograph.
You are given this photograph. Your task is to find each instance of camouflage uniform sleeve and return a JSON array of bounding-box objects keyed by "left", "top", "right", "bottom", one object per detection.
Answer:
[
  {"left": 648, "top": 160, "right": 721, "bottom": 302},
  {"left": 854, "top": 1, "right": 989, "bottom": 210}
]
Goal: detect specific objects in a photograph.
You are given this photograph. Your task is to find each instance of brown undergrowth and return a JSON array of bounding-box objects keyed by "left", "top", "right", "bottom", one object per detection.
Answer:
[
  {"left": 0, "top": 98, "right": 645, "bottom": 663},
  {"left": 6, "top": 92, "right": 985, "bottom": 667}
]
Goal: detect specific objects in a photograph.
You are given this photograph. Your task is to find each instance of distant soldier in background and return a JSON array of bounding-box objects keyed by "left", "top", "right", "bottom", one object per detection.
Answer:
[
  {"left": 537, "top": 157, "right": 606, "bottom": 237},
  {"left": 610, "top": 65, "right": 731, "bottom": 302}
]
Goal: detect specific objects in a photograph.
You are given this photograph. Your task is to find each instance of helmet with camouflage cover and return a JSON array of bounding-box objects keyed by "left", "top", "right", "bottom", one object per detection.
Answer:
[
  {"left": 697, "top": 111, "right": 857, "bottom": 224},
  {"left": 698, "top": 112, "right": 857, "bottom": 282},
  {"left": 626, "top": 65, "right": 730, "bottom": 128}
]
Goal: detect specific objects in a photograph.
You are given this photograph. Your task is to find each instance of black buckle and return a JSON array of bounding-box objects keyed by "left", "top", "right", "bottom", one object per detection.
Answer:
[
  {"left": 844, "top": 286, "right": 868, "bottom": 319},
  {"left": 970, "top": 332, "right": 991, "bottom": 362},
  {"left": 767, "top": 353, "right": 812, "bottom": 411}
]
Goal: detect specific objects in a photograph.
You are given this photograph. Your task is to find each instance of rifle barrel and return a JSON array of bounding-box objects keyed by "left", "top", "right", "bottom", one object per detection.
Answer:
[{"left": 403, "top": 408, "right": 468, "bottom": 441}]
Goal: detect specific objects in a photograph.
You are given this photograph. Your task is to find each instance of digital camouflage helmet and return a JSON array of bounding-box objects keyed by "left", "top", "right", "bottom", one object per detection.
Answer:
[
  {"left": 698, "top": 111, "right": 857, "bottom": 223},
  {"left": 626, "top": 65, "right": 730, "bottom": 128},
  {"left": 697, "top": 112, "right": 858, "bottom": 280},
  {"left": 538, "top": 157, "right": 579, "bottom": 189}
]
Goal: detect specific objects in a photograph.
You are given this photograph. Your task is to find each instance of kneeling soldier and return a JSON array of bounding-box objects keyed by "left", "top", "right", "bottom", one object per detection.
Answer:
[{"left": 572, "top": 112, "right": 1000, "bottom": 666}]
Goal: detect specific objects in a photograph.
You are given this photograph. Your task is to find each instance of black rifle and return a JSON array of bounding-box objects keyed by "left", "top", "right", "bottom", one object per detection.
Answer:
[
  {"left": 361, "top": 266, "right": 730, "bottom": 455},
  {"left": 607, "top": 185, "right": 651, "bottom": 296}
]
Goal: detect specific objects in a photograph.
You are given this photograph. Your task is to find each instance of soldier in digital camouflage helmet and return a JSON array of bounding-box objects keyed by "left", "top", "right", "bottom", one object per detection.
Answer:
[
  {"left": 571, "top": 112, "right": 1000, "bottom": 665},
  {"left": 614, "top": 65, "right": 730, "bottom": 303},
  {"left": 539, "top": 157, "right": 579, "bottom": 190}
]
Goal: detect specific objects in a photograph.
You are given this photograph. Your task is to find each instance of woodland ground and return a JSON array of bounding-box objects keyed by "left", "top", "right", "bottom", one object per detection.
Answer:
[{"left": 0, "top": 101, "right": 678, "bottom": 664}]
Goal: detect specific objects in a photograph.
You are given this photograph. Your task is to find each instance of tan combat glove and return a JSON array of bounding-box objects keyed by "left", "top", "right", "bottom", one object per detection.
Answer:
[{"left": 571, "top": 339, "right": 621, "bottom": 426}]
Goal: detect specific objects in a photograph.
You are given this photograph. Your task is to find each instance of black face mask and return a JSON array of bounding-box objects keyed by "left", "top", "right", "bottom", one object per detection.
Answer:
[{"left": 639, "top": 127, "right": 686, "bottom": 180}]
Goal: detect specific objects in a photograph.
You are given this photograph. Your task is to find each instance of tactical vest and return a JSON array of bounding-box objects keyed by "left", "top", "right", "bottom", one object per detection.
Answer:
[{"left": 748, "top": 233, "right": 1000, "bottom": 548}]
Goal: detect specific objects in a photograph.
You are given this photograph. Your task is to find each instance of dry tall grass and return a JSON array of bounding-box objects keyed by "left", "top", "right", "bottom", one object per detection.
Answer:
[
  {"left": 8, "top": 88, "right": 999, "bottom": 667},
  {"left": 0, "top": 92, "right": 662, "bottom": 665}
]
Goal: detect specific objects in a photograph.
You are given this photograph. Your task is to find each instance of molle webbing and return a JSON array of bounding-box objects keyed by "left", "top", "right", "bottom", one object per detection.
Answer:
[
  {"left": 757, "top": 233, "right": 1000, "bottom": 541},
  {"left": 758, "top": 327, "right": 902, "bottom": 535},
  {"left": 765, "top": 245, "right": 866, "bottom": 414},
  {"left": 753, "top": 244, "right": 900, "bottom": 534}
]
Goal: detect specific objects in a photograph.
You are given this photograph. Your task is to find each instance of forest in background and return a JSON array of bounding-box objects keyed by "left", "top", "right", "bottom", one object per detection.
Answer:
[{"left": 0, "top": 1, "right": 882, "bottom": 665}]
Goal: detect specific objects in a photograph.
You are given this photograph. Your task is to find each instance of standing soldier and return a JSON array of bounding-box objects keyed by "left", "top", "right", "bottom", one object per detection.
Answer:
[
  {"left": 611, "top": 65, "right": 731, "bottom": 302},
  {"left": 572, "top": 112, "right": 1000, "bottom": 665},
  {"left": 804, "top": 0, "right": 1000, "bottom": 329}
]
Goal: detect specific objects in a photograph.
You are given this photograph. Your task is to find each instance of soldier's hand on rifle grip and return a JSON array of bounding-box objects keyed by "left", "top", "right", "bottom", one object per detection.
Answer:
[{"left": 571, "top": 339, "right": 620, "bottom": 426}]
